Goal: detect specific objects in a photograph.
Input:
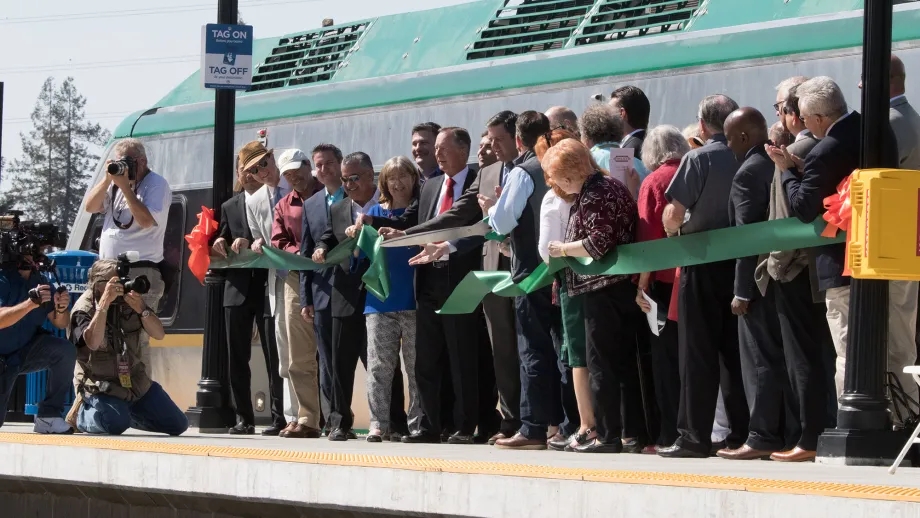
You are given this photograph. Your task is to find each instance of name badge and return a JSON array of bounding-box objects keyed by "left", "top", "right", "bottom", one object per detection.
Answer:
[{"left": 117, "top": 355, "right": 132, "bottom": 389}]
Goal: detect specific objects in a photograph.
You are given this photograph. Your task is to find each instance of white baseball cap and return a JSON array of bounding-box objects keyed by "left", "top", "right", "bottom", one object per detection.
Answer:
[{"left": 277, "top": 148, "right": 309, "bottom": 174}]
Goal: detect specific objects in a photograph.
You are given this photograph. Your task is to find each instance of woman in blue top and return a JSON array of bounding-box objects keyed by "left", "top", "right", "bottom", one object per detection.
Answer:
[{"left": 355, "top": 156, "right": 422, "bottom": 442}]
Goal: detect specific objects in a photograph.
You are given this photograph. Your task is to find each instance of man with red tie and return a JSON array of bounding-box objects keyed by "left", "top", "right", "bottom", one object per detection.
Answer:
[{"left": 366, "top": 127, "right": 486, "bottom": 444}]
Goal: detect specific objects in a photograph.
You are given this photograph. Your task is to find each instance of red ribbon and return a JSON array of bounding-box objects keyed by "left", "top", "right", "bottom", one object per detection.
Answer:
[
  {"left": 821, "top": 175, "right": 853, "bottom": 277},
  {"left": 184, "top": 206, "right": 217, "bottom": 285}
]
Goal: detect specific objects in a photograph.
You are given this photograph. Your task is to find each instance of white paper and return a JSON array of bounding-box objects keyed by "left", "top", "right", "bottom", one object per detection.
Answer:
[
  {"left": 609, "top": 147, "right": 635, "bottom": 185},
  {"left": 641, "top": 291, "right": 660, "bottom": 337}
]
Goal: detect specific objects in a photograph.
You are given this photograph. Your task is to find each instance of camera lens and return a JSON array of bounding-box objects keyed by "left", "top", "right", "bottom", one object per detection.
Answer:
[
  {"left": 124, "top": 275, "right": 150, "bottom": 295},
  {"left": 107, "top": 160, "right": 127, "bottom": 176}
]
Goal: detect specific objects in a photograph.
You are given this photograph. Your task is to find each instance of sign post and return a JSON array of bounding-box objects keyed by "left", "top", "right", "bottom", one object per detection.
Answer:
[
  {"left": 186, "top": 1, "right": 244, "bottom": 433},
  {"left": 201, "top": 23, "right": 254, "bottom": 90}
]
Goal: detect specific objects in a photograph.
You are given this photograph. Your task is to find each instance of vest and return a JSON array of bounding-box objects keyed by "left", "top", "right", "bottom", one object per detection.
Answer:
[
  {"left": 72, "top": 290, "right": 152, "bottom": 402},
  {"left": 509, "top": 150, "right": 549, "bottom": 283}
]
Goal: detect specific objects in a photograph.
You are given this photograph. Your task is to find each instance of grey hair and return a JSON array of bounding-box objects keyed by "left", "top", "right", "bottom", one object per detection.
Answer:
[
  {"left": 641, "top": 125, "right": 692, "bottom": 171},
  {"left": 796, "top": 76, "right": 848, "bottom": 119},
  {"left": 775, "top": 76, "right": 809, "bottom": 99},
  {"left": 579, "top": 104, "right": 624, "bottom": 144},
  {"left": 342, "top": 151, "right": 374, "bottom": 172},
  {"left": 698, "top": 94, "right": 739, "bottom": 134},
  {"left": 112, "top": 138, "right": 147, "bottom": 160}
]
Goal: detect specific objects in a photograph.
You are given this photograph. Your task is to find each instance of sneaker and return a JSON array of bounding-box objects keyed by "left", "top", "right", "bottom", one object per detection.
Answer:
[{"left": 34, "top": 417, "right": 74, "bottom": 435}]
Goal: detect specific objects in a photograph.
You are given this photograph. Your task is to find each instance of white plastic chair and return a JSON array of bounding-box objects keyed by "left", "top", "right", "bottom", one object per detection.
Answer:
[{"left": 889, "top": 366, "right": 920, "bottom": 474}]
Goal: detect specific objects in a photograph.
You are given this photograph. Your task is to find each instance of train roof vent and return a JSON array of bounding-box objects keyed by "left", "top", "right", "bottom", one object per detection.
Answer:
[
  {"left": 466, "top": 0, "right": 596, "bottom": 61},
  {"left": 573, "top": 0, "right": 701, "bottom": 47},
  {"left": 249, "top": 19, "right": 372, "bottom": 92}
]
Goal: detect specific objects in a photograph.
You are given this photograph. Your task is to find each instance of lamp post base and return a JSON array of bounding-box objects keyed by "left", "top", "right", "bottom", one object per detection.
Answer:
[
  {"left": 185, "top": 406, "right": 235, "bottom": 434},
  {"left": 816, "top": 427, "right": 911, "bottom": 466}
]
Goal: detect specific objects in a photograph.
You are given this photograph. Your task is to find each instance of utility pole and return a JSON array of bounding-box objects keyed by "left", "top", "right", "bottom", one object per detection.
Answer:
[
  {"left": 817, "top": 0, "right": 904, "bottom": 466},
  {"left": 185, "top": 0, "right": 238, "bottom": 432},
  {"left": 1, "top": 82, "right": 4, "bottom": 183}
]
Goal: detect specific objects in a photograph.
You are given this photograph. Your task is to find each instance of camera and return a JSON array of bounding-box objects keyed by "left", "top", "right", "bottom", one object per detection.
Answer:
[
  {"left": 107, "top": 156, "right": 138, "bottom": 181},
  {"left": 0, "top": 211, "right": 65, "bottom": 266},
  {"left": 116, "top": 251, "right": 150, "bottom": 299}
]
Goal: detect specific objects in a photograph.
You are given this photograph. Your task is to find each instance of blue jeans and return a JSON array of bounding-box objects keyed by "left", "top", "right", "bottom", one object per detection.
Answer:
[
  {"left": 0, "top": 333, "right": 76, "bottom": 428},
  {"left": 77, "top": 382, "right": 188, "bottom": 436},
  {"left": 515, "top": 288, "right": 563, "bottom": 440}
]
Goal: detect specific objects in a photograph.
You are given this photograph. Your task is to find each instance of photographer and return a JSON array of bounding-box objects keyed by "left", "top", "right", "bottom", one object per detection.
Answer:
[
  {"left": 68, "top": 260, "right": 188, "bottom": 436},
  {"left": 83, "top": 138, "right": 171, "bottom": 370},
  {"left": 0, "top": 253, "right": 75, "bottom": 434}
]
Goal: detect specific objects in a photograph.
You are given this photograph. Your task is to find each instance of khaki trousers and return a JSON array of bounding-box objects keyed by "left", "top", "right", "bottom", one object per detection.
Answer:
[
  {"left": 827, "top": 282, "right": 919, "bottom": 425},
  {"left": 282, "top": 271, "right": 321, "bottom": 428}
]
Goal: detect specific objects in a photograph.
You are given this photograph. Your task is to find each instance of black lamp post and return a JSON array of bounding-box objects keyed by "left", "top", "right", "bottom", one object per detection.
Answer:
[
  {"left": 185, "top": 0, "right": 239, "bottom": 433},
  {"left": 816, "top": 0, "right": 906, "bottom": 466}
]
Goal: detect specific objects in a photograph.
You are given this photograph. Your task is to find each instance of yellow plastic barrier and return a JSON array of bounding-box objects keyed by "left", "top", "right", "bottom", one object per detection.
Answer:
[{"left": 849, "top": 168, "right": 920, "bottom": 280}]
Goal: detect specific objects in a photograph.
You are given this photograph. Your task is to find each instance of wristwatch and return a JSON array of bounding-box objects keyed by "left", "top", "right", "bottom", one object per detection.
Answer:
[{"left": 141, "top": 309, "right": 153, "bottom": 319}]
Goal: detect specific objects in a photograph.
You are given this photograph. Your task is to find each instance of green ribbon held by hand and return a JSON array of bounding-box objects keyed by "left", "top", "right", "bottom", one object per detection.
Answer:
[{"left": 436, "top": 217, "right": 844, "bottom": 315}]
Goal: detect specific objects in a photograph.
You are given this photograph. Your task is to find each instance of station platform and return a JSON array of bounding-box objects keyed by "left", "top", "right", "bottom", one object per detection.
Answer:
[{"left": 2, "top": 422, "right": 920, "bottom": 518}]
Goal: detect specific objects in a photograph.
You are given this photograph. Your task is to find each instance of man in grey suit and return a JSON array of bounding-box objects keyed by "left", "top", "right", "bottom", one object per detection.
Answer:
[{"left": 861, "top": 54, "right": 920, "bottom": 417}]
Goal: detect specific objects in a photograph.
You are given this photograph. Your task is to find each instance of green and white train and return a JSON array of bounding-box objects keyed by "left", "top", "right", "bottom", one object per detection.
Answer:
[{"left": 67, "top": 0, "right": 920, "bottom": 423}]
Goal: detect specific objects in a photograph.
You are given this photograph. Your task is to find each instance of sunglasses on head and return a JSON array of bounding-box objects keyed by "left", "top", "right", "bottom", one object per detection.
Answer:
[{"left": 341, "top": 174, "right": 361, "bottom": 184}]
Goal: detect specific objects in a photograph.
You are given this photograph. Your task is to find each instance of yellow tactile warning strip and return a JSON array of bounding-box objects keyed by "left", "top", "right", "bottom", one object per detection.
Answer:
[{"left": 1, "top": 432, "right": 918, "bottom": 503}]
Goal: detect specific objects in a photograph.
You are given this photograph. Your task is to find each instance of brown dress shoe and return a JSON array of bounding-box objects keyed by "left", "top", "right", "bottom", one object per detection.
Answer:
[
  {"left": 716, "top": 444, "right": 775, "bottom": 460},
  {"left": 494, "top": 433, "right": 547, "bottom": 450},
  {"left": 281, "top": 423, "right": 322, "bottom": 438},
  {"left": 770, "top": 447, "right": 817, "bottom": 462},
  {"left": 488, "top": 432, "right": 508, "bottom": 446}
]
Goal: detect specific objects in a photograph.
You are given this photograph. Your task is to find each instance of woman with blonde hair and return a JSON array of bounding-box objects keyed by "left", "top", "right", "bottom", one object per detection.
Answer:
[
  {"left": 357, "top": 156, "right": 422, "bottom": 442},
  {"left": 544, "top": 139, "right": 641, "bottom": 453}
]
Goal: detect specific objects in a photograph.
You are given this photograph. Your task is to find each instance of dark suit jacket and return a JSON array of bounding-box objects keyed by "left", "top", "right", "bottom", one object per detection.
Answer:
[
  {"left": 782, "top": 111, "right": 899, "bottom": 291},
  {"left": 729, "top": 145, "right": 775, "bottom": 301},
  {"left": 367, "top": 169, "right": 484, "bottom": 304},
  {"left": 299, "top": 189, "right": 336, "bottom": 312},
  {"left": 317, "top": 198, "right": 368, "bottom": 318},
  {"left": 217, "top": 192, "right": 267, "bottom": 308},
  {"left": 621, "top": 129, "right": 646, "bottom": 159}
]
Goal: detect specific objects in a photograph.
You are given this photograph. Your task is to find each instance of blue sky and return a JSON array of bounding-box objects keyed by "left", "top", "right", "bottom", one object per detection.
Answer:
[{"left": 0, "top": 0, "right": 471, "bottom": 179}]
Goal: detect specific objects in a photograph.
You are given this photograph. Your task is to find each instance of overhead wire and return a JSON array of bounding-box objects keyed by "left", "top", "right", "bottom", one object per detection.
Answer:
[{"left": 0, "top": 0, "right": 319, "bottom": 24}]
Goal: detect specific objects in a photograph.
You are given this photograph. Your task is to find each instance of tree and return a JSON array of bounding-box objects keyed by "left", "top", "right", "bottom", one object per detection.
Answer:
[{"left": 4, "top": 77, "right": 110, "bottom": 240}]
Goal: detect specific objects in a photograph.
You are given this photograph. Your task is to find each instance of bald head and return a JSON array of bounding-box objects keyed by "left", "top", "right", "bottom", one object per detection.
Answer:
[
  {"left": 545, "top": 106, "right": 579, "bottom": 136},
  {"left": 724, "top": 107, "right": 768, "bottom": 161},
  {"left": 892, "top": 53, "right": 906, "bottom": 96}
]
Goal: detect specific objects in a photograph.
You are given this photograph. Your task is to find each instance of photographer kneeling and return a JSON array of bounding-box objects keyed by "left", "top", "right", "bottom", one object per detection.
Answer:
[
  {"left": 0, "top": 253, "right": 75, "bottom": 434},
  {"left": 69, "top": 260, "right": 187, "bottom": 436}
]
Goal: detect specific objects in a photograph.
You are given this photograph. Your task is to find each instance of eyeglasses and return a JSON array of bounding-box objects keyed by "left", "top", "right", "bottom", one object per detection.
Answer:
[
  {"left": 773, "top": 102, "right": 784, "bottom": 112},
  {"left": 245, "top": 158, "right": 269, "bottom": 175},
  {"left": 341, "top": 174, "right": 362, "bottom": 184}
]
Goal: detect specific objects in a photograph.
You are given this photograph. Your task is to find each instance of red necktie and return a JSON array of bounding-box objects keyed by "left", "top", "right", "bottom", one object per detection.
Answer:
[{"left": 438, "top": 176, "right": 455, "bottom": 215}]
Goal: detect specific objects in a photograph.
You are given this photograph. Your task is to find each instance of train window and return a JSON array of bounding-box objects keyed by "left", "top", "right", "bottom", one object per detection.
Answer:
[
  {"left": 157, "top": 194, "right": 187, "bottom": 325},
  {"left": 80, "top": 213, "right": 103, "bottom": 253}
]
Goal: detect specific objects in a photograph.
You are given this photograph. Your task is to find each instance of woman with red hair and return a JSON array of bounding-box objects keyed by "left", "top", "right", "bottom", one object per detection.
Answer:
[{"left": 543, "top": 139, "right": 642, "bottom": 454}]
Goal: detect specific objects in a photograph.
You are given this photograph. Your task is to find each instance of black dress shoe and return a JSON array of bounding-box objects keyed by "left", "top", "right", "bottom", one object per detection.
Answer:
[
  {"left": 572, "top": 438, "right": 623, "bottom": 454},
  {"left": 710, "top": 441, "right": 727, "bottom": 456},
  {"left": 387, "top": 431, "right": 404, "bottom": 443},
  {"left": 261, "top": 423, "right": 286, "bottom": 436},
  {"left": 401, "top": 432, "right": 441, "bottom": 444},
  {"left": 229, "top": 423, "right": 255, "bottom": 435},
  {"left": 657, "top": 444, "right": 708, "bottom": 459},
  {"left": 346, "top": 430, "right": 358, "bottom": 440},
  {"left": 621, "top": 438, "right": 646, "bottom": 454},
  {"left": 328, "top": 428, "right": 349, "bottom": 441},
  {"left": 447, "top": 432, "right": 474, "bottom": 445}
]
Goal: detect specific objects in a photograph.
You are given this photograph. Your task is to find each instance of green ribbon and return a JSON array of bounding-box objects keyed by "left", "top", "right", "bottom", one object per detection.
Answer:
[
  {"left": 435, "top": 217, "right": 844, "bottom": 315},
  {"left": 205, "top": 217, "right": 843, "bottom": 316},
  {"left": 209, "top": 226, "right": 391, "bottom": 302}
]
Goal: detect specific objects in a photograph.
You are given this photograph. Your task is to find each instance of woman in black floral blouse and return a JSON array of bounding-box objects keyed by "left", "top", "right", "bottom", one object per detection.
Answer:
[{"left": 544, "top": 138, "right": 642, "bottom": 454}]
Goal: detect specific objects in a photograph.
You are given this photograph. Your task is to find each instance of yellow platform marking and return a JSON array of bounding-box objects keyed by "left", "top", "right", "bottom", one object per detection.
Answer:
[{"left": 0, "top": 433, "right": 918, "bottom": 503}]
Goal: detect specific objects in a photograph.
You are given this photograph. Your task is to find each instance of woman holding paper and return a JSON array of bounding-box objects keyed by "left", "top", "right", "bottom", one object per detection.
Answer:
[
  {"left": 544, "top": 139, "right": 641, "bottom": 454},
  {"left": 633, "top": 125, "right": 692, "bottom": 453}
]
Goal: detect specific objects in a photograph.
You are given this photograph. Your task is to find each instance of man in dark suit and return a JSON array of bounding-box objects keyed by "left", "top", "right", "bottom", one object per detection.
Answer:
[
  {"left": 718, "top": 107, "right": 788, "bottom": 460},
  {"left": 312, "top": 152, "right": 407, "bottom": 441},
  {"left": 776, "top": 76, "right": 900, "bottom": 444},
  {"left": 370, "top": 112, "right": 523, "bottom": 444},
  {"left": 609, "top": 85, "right": 650, "bottom": 159},
  {"left": 300, "top": 143, "right": 345, "bottom": 435},
  {"left": 212, "top": 162, "right": 286, "bottom": 436},
  {"left": 365, "top": 127, "right": 486, "bottom": 444}
]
